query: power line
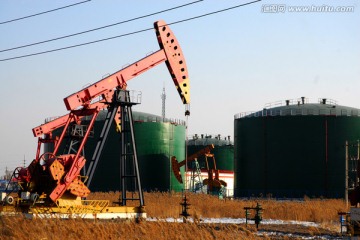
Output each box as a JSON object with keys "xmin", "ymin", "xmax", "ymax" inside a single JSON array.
[
  {"xmin": 167, "ymin": 0, "xmax": 261, "ymax": 28},
  {"xmin": 0, "ymin": 0, "xmax": 203, "ymax": 53},
  {"xmin": 0, "ymin": 27, "xmax": 153, "ymax": 61},
  {"xmin": 0, "ymin": 0, "xmax": 261, "ymax": 62},
  {"xmin": 0, "ymin": 0, "xmax": 91, "ymax": 25}
]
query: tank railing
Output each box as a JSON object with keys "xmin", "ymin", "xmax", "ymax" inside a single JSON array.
[
  {"xmin": 318, "ymin": 98, "xmax": 337, "ymax": 105},
  {"xmin": 234, "ymin": 111, "xmax": 256, "ymax": 119},
  {"xmin": 136, "ymin": 116, "xmax": 185, "ymax": 125},
  {"xmin": 264, "ymin": 97, "xmax": 309, "ymax": 109},
  {"xmin": 341, "ymin": 109, "xmax": 349, "ymax": 117},
  {"xmin": 235, "ymin": 107, "xmax": 360, "ymax": 119},
  {"xmin": 79, "ymin": 110, "xmax": 185, "ymax": 125},
  {"xmin": 264, "ymin": 100, "xmax": 283, "ymax": 109},
  {"xmin": 189, "ymin": 133, "xmax": 233, "ymax": 144},
  {"xmin": 189, "ymin": 133, "xmax": 230, "ymax": 140}
]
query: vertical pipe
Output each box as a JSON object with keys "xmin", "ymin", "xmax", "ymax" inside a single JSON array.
[{"xmin": 345, "ymin": 141, "xmax": 349, "ymax": 208}]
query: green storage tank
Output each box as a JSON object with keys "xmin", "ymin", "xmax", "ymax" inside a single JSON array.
[
  {"xmin": 45, "ymin": 111, "xmax": 186, "ymax": 192},
  {"xmin": 234, "ymin": 98, "xmax": 360, "ymax": 198}
]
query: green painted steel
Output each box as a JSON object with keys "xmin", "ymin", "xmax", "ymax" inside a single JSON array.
[
  {"xmin": 134, "ymin": 121, "xmax": 185, "ymax": 192},
  {"xmin": 234, "ymin": 103, "xmax": 360, "ymax": 198},
  {"xmin": 45, "ymin": 111, "xmax": 186, "ymax": 192},
  {"xmin": 187, "ymin": 137, "xmax": 234, "ymax": 171}
]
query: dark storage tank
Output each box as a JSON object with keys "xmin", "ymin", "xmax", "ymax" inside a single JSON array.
[
  {"xmin": 234, "ymin": 98, "xmax": 360, "ymax": 198},
  {"xmin": 45, "ymin": 111, "xmax": 186, "ymax": 192}
]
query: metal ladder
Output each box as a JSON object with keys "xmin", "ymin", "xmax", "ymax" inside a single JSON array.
[{"xmin": 190, "ymin": 159, "xmax": 204, "ymax": 192}]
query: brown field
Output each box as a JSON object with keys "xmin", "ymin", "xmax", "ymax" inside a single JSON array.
[
  {"xmin": 0, "ymin": 192, "xmax": 348, "ymax": 239},
  {"xmin": 89, "ymin": 191, "xmax": 348, "ymax": 222}
]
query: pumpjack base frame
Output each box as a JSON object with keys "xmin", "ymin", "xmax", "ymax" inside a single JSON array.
[
  {"xmin": 0, "ymin": 198, "xmax": 146, "ymax": 220},
  {"xmin": 1, "ymin": 206, "xmax": 146, "ymax": 220},
  {"xmin": 26, "ymin": 206, "xmax": 146, "ymax": 219}
]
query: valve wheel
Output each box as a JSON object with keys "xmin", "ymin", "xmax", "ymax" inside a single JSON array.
[{"xmin": 39, "ymin": 152, "xmax": 56, "ymax": 166}]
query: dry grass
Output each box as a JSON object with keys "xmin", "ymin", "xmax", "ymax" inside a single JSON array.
[
  {"xmin": 89, "ymin": 191, "xmax": 347, "ymax": 222},
  {"xmin": 0, "ymin": 192, "xmax": 347, "ymax": 239},
  {"xmin": 0, "ymin": 215, "xmax": 260, "ymax": 240}
]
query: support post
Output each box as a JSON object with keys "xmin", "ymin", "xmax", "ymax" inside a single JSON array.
[{"xmin": 117, "ymin": 90, "xmax": 144, "ymax": 207}]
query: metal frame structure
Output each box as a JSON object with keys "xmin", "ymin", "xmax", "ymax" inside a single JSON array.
[
  {"xmin": 85, "ymin": 89, "xmax": 144, "ymax": 206},
  {"xmin": 1, "ymin": 20, "xmax": 190, "ymax": 218},
  {"xmin": 172, "ymin": 144, "xmax": 227, "ymax": 197},
  {"xmin": 189, "ymin": 159, "xmax": 204, "ymax": 192},
  {"xmin": 171, "ymin": 144, "xmax": 215, "ymax": 184}
]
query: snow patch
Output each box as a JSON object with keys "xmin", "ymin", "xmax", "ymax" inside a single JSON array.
[{"xmin": 147, "ymin": 217, "xmax": 319, "ymax": 228}]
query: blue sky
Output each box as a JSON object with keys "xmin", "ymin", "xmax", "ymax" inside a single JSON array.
[{"xmin": 0, "ymin": 0, "xmax": 359, "ymax": 173}]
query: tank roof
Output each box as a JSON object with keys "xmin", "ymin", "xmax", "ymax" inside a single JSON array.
[{"xmin": 235, "ymin": 98, "xmax": 360, "ymax": 119}]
